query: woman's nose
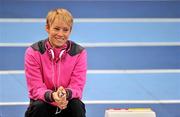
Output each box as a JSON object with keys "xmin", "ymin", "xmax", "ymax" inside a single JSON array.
[{"xmin": 57, "ymin": 30, "xmax": 64, "ymax": 36}]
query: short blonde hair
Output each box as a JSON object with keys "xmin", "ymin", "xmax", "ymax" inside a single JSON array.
[{"xmin": 46, "ymin": 8, "xmax": 73, "ymax": 29}]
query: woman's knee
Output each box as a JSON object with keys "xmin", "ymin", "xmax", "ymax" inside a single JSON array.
[
  {"xmin": 68, "ymin": 98, "xmax": 86, "ymax": 117},
  {"xmin": 25, "ymin": 100, "xmax": 52, "ymax": 117},
  {"xmin": 31, "ymin": 100, "xmax": 48, "ymax": 110}
]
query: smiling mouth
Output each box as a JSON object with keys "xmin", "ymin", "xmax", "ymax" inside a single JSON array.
[{"xmin": 55, "ymin": 37, "xmax": 65, "ymax": 41}]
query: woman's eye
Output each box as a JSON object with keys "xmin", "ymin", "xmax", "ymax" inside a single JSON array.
[
  {"xmin": 54, "ymin": 28, "xmax": 60, "ymax": 31},
  {"xmin": 63, "ymin": 28, "xmax": 69, "ymax": 32},
  {"xmin": 53, "ymin": 27, "xmax": 69, "ymax": 32}
]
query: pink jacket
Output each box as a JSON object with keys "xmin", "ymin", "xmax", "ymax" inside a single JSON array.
[{"xmin": 25, "ymin": 39, "xmax": 87, "ymax": 105}]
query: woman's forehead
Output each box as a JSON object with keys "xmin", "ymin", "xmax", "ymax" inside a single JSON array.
[{"xmin": 51, "ymin": 18, "xmax": 70, "ymax": 27}]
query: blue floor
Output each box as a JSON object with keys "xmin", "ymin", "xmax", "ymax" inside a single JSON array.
[
  {"xmin": 1, "ymin": 22, "xmax": 180, "ymax": 43},
  {"xmin": 1, "ymin": 46, "xmax": 180, "ymax": 70},
  {"xmin": 1, "ymin": 73, "xmax": 180, "ymax": 102}
]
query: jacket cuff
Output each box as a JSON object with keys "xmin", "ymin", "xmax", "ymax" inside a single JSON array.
[
  {"xmin": 65, "ymin": 89, "xmax": 72, "ymax": 100},
  {"xmin": 44, "ymin": 91, "xmax": 55, "ymax": 102}
]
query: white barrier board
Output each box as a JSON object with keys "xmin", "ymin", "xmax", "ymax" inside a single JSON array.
[{"xmin": 105, "ymin": 108, "xmax": 156, "ymax": 117}]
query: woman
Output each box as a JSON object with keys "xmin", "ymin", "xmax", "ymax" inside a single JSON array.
[{"xmin": 25, "ymin": 8, "xmax": 87, "ymax": 117}]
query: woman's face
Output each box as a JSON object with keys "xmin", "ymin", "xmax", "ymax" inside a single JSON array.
[{"xmin": 46, "ymin": 18, "xmax": 71, "ymax": 48}]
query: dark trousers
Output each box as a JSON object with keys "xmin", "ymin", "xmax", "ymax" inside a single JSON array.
[{"xmin": 25, "ymin": 98, "xmax": 86, "ymax": 117}]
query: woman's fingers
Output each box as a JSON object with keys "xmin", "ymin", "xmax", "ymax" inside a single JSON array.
[
  {"xmin": 58, "ymin": 86, "xmax": 66, "ymax": 98},
  {"xmin": 57, "ymin": 100, "xmax": 68, "ymax": 110},
  {"xmin": 55, "ymin": 86, "xmax": 69, "ymax": 110},
  {"xmin": 52, "ymin": 91, "xmax": 60, "ymax": 102}
]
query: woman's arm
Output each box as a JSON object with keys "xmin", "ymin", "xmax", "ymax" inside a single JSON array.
[
  {"xmin": 25, "ymin": 47, "xmax": 52, "ymax": 101},
  {"xmin": 66, "ymin": 49, "xmax": 87, "ymax": 100}
]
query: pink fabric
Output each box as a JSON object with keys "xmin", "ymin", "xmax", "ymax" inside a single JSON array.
[{"xmin": 25, "ymin": 41, "xmax": 87, "ymax": 104}]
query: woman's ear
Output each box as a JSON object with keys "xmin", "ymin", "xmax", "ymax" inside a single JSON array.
[{"xmin": 45, "ymin": 25, "xmax": 50, "ymax": 33}]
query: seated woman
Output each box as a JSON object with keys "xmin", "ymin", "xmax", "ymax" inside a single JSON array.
[{"xmin": 24, "ymin": 8, "xmax": 87, "ymax": 117}]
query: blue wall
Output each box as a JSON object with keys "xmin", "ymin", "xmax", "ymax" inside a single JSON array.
[{"xmin": 1, "ymin": 1, "xmax": 180, "ymax": 18}]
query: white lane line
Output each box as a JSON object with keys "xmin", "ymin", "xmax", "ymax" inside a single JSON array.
[
  {"xmin": 1, "ymin": 100, "xmax": 180, "ymax": 106},
  {"xmin": 84, "ymin": 100, "xmax": 180, "ymax": 104},
  {"xmin": 1, "ymin": 69, "xmax": 180, "ymax": 75},
  {"xmin": 81, "ymin": 42, "xmax": 180, "ymax": 47},
  {"xmin": 87, "ymin": 69, "xmax": 180, "ymax": 74},
  {"xmin": 1, "ymin": 42, "xmax": 180, "ymax": 47},
  {"xmin": 1, "ymin": 18, "xmax": 180, "ymax": 23}
]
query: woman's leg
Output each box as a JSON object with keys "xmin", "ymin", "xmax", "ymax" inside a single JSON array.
[
  {"xmin": 25, "ymin": 100, "xmax": 56, "ymax": 117},
  {"xmin": 60, "ymin": 98, "xmax": 86, "ymax": 117}
]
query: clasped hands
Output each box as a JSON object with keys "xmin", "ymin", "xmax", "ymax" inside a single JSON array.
[{"xmin": 52, "ymin": 86, "xmax": 68, "ymax": 110}]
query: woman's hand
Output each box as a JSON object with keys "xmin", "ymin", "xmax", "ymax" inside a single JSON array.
[{"xmin": 52, "ymin": 86, "xmax": 69, "ymax": 110}]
